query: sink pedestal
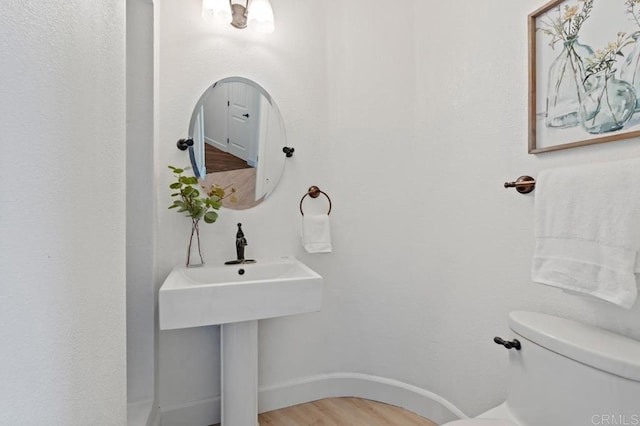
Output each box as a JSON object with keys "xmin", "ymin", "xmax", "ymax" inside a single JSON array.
[
  {"xmin": 221, "ymin": 320, "xmax": 258, "ymax": 426},
  {"xmin": 158, "ymin": 258, "xmax": 324, "ymax": 425}
]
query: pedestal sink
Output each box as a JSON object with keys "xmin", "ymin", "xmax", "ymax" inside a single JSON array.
[{"xmin": 159, "ymin": 257, "xmax": 323, "ymax": 425}]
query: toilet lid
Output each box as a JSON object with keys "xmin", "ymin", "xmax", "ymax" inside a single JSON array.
[{"xmin": 442, "ymin": 420, "xmax": 517, "ymax": 426}]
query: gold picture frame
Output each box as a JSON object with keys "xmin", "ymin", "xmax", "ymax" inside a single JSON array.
[{"xmin": 529, "ymin": 0, "xmax": 640, "ymax": 153}]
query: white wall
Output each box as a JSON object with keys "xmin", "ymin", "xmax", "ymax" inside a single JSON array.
[
  {"xmin": 155, "ymin": 0, "xmax": 329, "ymax": 420},
  {"xmin": 155, "ymin": 0, "xmax": 640, "ymax": 422},
  {"xmin": 325, "ymin": 0, "xmax": 640, "ymax": 416},
  {"xmin": 127, "ymin": 0, "xmax": 156, "ymax": 407},
  {"xmin": 0, "ymin": 1, "xmax": 127, "ymax": 425}
]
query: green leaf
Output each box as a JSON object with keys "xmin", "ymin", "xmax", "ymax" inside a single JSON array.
[
  {"xmin": 207, "ymin": 198, "xmax": 222, "ymax": 209},
  {"xmin": 204, "ymin": 211, "xmax": 219, "ymax": 223},
  {"xmin": 193, "ymin": 206, "xmax": 205, "ymax": 219},
  {"xmin": 168, "ymin": 164, "xmax": 228, "ymax": 224},
  {"xmin": 183, "ymin": 187, "xmax": 200, "ymax": 199},
  {"xmin": 179, "ymin": 176, "xmax": 198, "ymax": 185}
]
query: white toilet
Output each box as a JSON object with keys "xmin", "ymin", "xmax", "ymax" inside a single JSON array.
[{"xmin": 443, "ymin": 311, "xmax": 640, "ymax": 426}]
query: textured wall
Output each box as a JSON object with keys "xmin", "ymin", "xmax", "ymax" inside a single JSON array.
[
  {"xmin": 127, "ymin": 0, "xmax": 156, "ymax": 406},
  {"xmin": 325, "ymin": 0, "xmax": 640, "ymax": 416},
  {"xmin": 155, "ymin": 0, "xmax": 330, "ymax": 413},
  {"xmin": 0, "ymin": 1, "xmax": 127, "ymax": 425},
  {"xmin": 156, "ymin": 0, "xmax": 640, "ymax": 420}
]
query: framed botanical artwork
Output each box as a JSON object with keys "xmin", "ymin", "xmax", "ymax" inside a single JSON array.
[{"xmin": 529, "ymin": 0, "xmax": 640, "ymax": 153}]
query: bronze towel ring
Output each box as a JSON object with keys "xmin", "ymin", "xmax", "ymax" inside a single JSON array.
[{"xmin": 300, "ymin": 186, "xmax": 332, "ymax": 216}]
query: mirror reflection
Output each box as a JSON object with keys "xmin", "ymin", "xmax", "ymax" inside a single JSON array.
[{"xmin": 188, "ymin": 77, "xmax": 287, "ymax": 210}]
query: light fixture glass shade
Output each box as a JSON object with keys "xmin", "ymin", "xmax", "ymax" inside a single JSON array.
[
  {"xmin": 247, "ymin": 0, "xmax": 275, "ymax": 33},
  {"xmin": 202, "ymin": 0, "xmax": 231, "ymax": 24}
]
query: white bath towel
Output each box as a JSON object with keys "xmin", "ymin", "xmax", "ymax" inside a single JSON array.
[
  {"xmin": 302, "ymin": 214, "xmax": 332, "ymax": 254},
  {"xmin": 531, "ymin": 157, "xmax": 640, "ymax": 309}
]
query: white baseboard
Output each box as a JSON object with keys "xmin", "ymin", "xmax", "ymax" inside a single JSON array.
[
  {"xmin": 160, "ymin": 396, "xmax": 221, "ymax": 426},
  {"xmin": 259, "ymin": 373, "xmax": 466, "ymax": 424},
  {"xmin": 148, "ymin": 403, "xmax": 161, "ymax": 426},
  {"xmin": 128, "ymin": 399, "xmax": 156, "ymax": 426},
  {"xmin": 159, "ymin": 372, "xmax": 466, "ymax": 426}
]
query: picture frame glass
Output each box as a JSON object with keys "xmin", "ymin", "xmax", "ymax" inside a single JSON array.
[{"xmin": 530, "ymin": 0, "xmax": 640, "ymax": 153}]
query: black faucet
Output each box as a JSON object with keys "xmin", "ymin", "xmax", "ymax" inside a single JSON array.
[
  {"xmin": 235, "ymin": 223, "xmax": 247, "ymax": 261},
  {"xmin": 225, "ymin": 223, "xmax": 255, "ymax": 265}
]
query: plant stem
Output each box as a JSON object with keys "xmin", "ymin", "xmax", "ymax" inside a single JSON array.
[
  {"xmin": 603, "ymin": 77, "xmax": 621, "ymax": 125},
  {"xmin": 568, "ymin": 46, "xmax": 584, "ymax": 105},
  {"xmin": 187, "ymin": 220, "xmax": 195, "ymax": 266},
  {"xmin": 194, "ymin": 219, "xmax": 204, "ymax": 264},
  {"xmin": 590, "ymin": 74, "xmax": 611, "ymax": 127},
  {"xmin": 552, "ymin": 53, "xmax": 570, "ymax": 108}
]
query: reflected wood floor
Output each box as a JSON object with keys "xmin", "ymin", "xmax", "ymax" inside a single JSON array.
[
  {"xmin": 213, "ymin": 397, "xmax": 438, "ymax": 426},
  {"xmin": 205, "ymin": 144, "xmax": 252, "ymax": 173},
  {"xmin": 201, "ymin": 168, "xmax": 261, "ymax": 210}
]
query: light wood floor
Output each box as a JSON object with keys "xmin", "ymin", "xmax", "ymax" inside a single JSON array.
[
  {"xmin": 201, "ymin": 168, "xmax": 262, "ymax": 210},
  {"xmin": 213, "ymin": 397, "xmax": 438, "ymax": 426}
]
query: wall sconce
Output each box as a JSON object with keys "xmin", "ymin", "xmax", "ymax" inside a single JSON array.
[{"xmin": 202, "ymin": 0, "xmax": 275, "ymax": 33}]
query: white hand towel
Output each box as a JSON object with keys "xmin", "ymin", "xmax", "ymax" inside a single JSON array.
[
  {"xmin": 532, "ymin": 157, "xmax": 640, "ymax": 309},
  {"xmin": 302, "ymin": 214, "xmax": 332, "ymax": 254}
]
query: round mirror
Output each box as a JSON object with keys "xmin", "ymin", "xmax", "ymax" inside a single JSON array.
[{"xmin": 188, "ymin": 77, "xmax": 287, "ymax": 210}]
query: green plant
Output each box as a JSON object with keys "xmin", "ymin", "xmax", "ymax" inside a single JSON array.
[{"xmin": 168, "ymin": 165, "xmax": 235, "ymax": 266}]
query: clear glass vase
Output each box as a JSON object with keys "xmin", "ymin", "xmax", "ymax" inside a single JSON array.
[
  {"xmin": 620, "ymin": 31, "xmax": 640, "ymax": 112},
  {"xmin": 186, "ymin": 219, "xmax": 205, "ymax": 267},
  {"xmin": 546, "ymin": 37, "xmax": 593, "ymax": 128},
  {"xmin": 578, "ymin": 70, "xmax": 637, "ymax": 134}
]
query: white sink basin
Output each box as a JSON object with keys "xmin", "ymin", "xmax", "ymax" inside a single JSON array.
[{"xmin": 159, "ymin": 257, "xmax": 323, "ymax": 330}]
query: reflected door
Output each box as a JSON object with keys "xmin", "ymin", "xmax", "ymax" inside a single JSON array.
[
  {"xmin": 203, "ymin": 84, "xmax": 228, "ymax": 152},
  {"xmin": 228, "ymin": 82, "xmax": 259, "ymax": 166}
]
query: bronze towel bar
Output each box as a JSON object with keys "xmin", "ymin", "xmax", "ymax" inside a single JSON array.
[{"xmin": 504, "ymin": 176, "xmax": 536, "ymax": 194}]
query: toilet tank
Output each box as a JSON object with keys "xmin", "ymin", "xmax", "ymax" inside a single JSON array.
[{"xmin": 505, "ymin": 311, "xmax": 640, "ymax": 426}]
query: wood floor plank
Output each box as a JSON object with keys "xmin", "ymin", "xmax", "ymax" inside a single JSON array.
[
  {"xmin": 205, "ymin": 144, "xmax": 252, "ymax": 173},
  {"xmin": 214, "ymin": 397, "xmax": 437, "ymax": 426},
  {"xmin": 214, "ymin": 397, "xmax": 438, "ymax": 425}
]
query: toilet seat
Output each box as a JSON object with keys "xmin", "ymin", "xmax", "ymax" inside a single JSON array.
[{"xmin": 442, "ymin": 420, "xmax": 517, "ymax": 426}]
